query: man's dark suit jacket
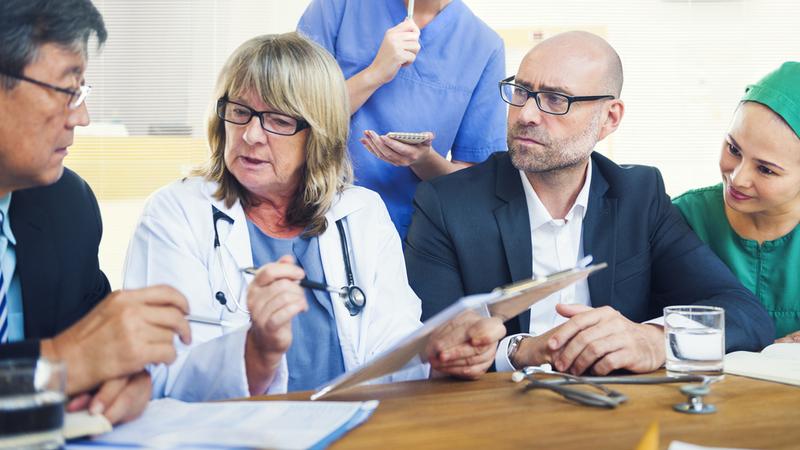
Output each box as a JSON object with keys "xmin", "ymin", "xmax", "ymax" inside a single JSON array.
[
  {"xmin": 405, "ymin": 152, "xmax": 773, "ymax": 352},
  {"xmin": 0, "ymin": 168, "xmax": 111, "ymax": 359}
]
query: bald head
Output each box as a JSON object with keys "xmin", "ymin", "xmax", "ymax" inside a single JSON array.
[{"xmin": 524, "ymin": 31, "xmax": 623, "ymax": 98}]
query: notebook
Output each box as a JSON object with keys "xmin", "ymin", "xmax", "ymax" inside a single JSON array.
[{"xmin": 724, "ymin": 342, "xmax": 800, "ymax": 386}]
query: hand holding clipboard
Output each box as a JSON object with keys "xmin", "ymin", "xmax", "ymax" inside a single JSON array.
[{"xmin": 311, "ymin": 261, "xmax": 607, "ymax": 399}]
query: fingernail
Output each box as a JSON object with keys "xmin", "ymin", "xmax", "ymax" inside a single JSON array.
[
  {"xmin": 90, "ymin": 402, "xmax": 105, "ymax": 416},
  {"xmin": 548, "ymin": 338, "xmax": 558, "ymax": 349}
]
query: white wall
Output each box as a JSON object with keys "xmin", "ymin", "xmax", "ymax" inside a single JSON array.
[{"xmin": 82, "ymin": 0, "xmax": 800, "ymax": 287}]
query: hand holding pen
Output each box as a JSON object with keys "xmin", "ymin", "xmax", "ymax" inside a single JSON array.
[
  {"xmin": 243, "ymin": 255, "xmax": 308, "ymax": 393},
  {"xmin": 365, "ymin": 12, "xmax": 420, "ymax": 85},
  {"xmin": 241, "ymin": 267, "xmax": 345, "ymax": 296},
  {"xmin": 187, "ymin": 260, "xmax": 344, "ymax": 327}
]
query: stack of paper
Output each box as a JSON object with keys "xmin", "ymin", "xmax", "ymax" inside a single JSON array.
[
  {"xmin": 724, "ymin": 342, "xmax": 800, "ymax": 386},
  {"xmin": 67, "ymin": 398, "xmax": 378, "ymax": 449}
]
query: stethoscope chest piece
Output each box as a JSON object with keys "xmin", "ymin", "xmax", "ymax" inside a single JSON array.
[
  {"xmin": 335, "ymin": 219, "xmax": 366, "ymax": 317},
  {"xmin": 341, "ymin": 285, "xmax": 366, "ymax": 316},
  {"xmin": 673, "ymin": 385, "xmax": 716, "ymax": 414}
]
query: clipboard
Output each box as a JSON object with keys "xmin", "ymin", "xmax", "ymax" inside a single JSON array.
[{"xmin": 310, "ymin": 262, "xmax": 607, "ymax": 400}]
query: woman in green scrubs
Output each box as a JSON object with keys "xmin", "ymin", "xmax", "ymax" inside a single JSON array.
[{"xmin": 673, "ymin": 62, "xmax": 800, "ymax": 343}]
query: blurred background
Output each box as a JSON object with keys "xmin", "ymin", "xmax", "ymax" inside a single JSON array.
[{"xmin": 76, "ymin": 0, "xmax": 800, "ymax": 288}]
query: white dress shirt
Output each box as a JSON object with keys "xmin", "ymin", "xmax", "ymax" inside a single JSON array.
[{"xmin": 496, "ymin": 164, "xmax": 593, "ymax": 371}]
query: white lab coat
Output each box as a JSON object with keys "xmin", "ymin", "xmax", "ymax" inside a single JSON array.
[{"xmin": 123, "ymin": 177, "xmax": 428, "ymax": 401}]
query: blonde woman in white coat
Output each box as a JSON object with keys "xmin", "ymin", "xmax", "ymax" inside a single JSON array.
[{"xmin": 123, "ymin": 33, "xmax": 504, "ymax": 401}]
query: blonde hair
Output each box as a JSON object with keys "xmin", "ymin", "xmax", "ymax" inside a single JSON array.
[{"xmin": 198, "ymin": 32, "xmax": 353, "ymax": 236}]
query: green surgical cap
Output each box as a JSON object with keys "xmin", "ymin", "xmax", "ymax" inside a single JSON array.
[{"xmin": 742, "ymin": 61, "xmax": 800, "ymax": 139}]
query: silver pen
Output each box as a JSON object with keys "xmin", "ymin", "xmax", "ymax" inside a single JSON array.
[
  {"xmin": 186, "ymin": 314, "xmax": 240, "ymax": 327},
  {"xmin": 240, "ymin": 267, "xmax": 344, "ymax": 296}
]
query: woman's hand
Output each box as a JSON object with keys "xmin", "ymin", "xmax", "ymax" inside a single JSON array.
[
  {"xmin": 366, "ymin": 19, "xmax": 421, "ymax": 85},
  {"xmin": 426, "ymin": 311, "xmax": 506, "ymax": 380},
  {"xmin": 244, "ymin": 255, "xmax": 308, "ymax": 395},
  {"xmin": 775, "ymin": 330, "xmax": 800, "ymax": 343}
]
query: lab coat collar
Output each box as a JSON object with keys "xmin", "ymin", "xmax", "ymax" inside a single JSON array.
[
  {"xmin": 326, "ymin": 188, "xmax": 367, "ymax": 223},
  {"xmin": 202, "ymin": 181, "xmax": 252, "ymax": 275}
]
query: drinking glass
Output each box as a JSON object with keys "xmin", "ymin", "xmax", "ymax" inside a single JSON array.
[
  {"xmin": 0, "ymin": 358, "xmax": 66, "ymax": 449},
  {"xmin": 664, "ymin": 306, "xmax": 725, "ymax": 376}
]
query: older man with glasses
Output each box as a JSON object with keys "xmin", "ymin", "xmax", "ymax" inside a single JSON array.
[
  {"xmin": 404, "ymin": 30, "xmax": 773, "ymax": 376},
  {"xmin": 0, "ymin": 0, "xmax": 190, "ymax": 424}
]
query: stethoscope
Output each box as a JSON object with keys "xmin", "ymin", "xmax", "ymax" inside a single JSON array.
[{"xmin": 211, "ymin": 206, "xmax": 366, "ymax": 316}]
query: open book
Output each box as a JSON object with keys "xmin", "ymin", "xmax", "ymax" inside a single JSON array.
[
  {"xmin": 311, "ymin": 262, "xmax": 607, "ymax": 400},
  {"xmin": 724, "ymin": 342, "xmax": 800, "ymax": 386}
]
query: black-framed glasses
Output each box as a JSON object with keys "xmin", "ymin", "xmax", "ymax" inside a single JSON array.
[
  {"xmin": 216, "ymin": 98, "xmax": 309, "ymax": 136},
  {"xmin": 513, "ymin": 366, "xmax": 628, "ymax": 408},
  {"xmin": 499, "ymin": 76, "xmax": 615, "ymax": 115},
  {"xmin": 0, "ymin": 70, "xmax": 91, "ymax": 110}
]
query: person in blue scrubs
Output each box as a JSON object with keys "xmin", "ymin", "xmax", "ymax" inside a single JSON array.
[{"xmin": 298, "ymin": 0, "xmax": 507, "ymax": 237}]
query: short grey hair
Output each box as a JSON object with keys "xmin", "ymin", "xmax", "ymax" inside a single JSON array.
[{"xmin": 0, "ymin": 0, "xmax": 107, "ymax": 90}]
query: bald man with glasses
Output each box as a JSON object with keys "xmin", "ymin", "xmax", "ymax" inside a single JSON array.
[{"xmin": 405, "ymin": 31, "xmax": 773, "ymax": 376}]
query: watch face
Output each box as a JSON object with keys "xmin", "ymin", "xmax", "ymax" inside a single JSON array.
[{"xmin": 507, "ymin": 335, "xmax": 523, "ymax": 358}]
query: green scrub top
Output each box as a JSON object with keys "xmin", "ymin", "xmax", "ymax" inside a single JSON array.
[{"xmin": 673, "ymin": 184, "xmax": 800, "ymax": 339}]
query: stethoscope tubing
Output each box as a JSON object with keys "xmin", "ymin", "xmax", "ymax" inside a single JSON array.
[{"xmin": 211, "ymin": 206, "xmax": 366, "ymax": 316}]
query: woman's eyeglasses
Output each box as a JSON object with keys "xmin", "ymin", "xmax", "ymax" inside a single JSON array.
[{"xmin": 216, "ymin": 98, "xmax": 309, "ymax": 136}]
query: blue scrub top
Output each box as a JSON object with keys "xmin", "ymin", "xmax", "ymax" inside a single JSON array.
[
  {"xmin": 247, "ymin": 221, "xmax": 346, "ymax": 392},
  {"xmin": 299, "ymin": 0, "xmax": 507, "ymax": 236}
]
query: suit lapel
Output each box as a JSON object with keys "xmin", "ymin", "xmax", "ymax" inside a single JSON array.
[
  {"xmin": 582, "ymin": 157, "xmax": 616, "ymax": 308},
  {"xmin": 10, "ymin": 198, "xmax": 60, "ymax": 338},
  {"xmin": 492, "ymin": 155, "xmax": 534, "ymax": 332}
]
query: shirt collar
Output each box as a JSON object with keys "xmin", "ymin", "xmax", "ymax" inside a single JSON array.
[
  {"xmin": 0, "ymin": 193, "xmax": 16, "ymax": 245},
  {"xmin": 518, "ymin": 162, "xmax": 593, "ymax": 231}
]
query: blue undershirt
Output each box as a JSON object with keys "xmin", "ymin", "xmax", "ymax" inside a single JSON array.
[{"xmin": 246, "ymin": 221, "xmax": 345, "ymax": 391}]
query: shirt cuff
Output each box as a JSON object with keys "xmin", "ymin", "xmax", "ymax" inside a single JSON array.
[
  {"xmin": 495, "ymin": 333, "xmax": 534, "ymax": 372},
  {"xmin": 644, "ymin": 316, "xmax": 664, "ymax": 327}
]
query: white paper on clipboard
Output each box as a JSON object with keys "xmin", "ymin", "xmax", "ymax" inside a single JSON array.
[{"xmin": 311, "ymin": 262, "xmax": 607, "ymax": 400}]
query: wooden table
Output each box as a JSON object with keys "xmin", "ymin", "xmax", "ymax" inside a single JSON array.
[{"xmin": 261, "ymin": 372, "xmax": 800, "ymax": 449}]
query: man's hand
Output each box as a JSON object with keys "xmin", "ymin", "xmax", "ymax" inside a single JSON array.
[
  {"xmin": 66, "ymin": 371, "xmax": 152, "ymax": 425},
  {"xmin": 244, "ymin": 255, "xmax": 308, "ymax": 395},
  {"xmin": 546, "ymin": 304, "xmax": 665, "ymax": 375},
  {"xmin": 42, "ymin": 286, "xmax": 191, "ymax": 395},
  {"xmin": 360, "ymin": 130, "xmax": 434, "ymax": 167},
  {"xmin": 365, "ymin": 19, "xmax": 420, "ymax": 85},
  {"xmin": 426, "ymin": 310, "xmax": 506, "ymax": 380},
  {"xmin": 776, "ymin": 330, "xmax": 800, "ymax": 343}
]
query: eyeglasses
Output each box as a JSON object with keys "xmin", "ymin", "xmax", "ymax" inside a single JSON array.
[
  {"xmin": 499, "ymin": 76, "xmax": 615, "ymax": 115},
  {"xmin": 513, "ymin": 366, "xmax": 628, "ymax": 408},
  {"xmin": 217, "ymin": 98, "xmax": 310, "ymax": 136},
  {"xmin": 0, "ymin": 71, "xmax": 91, "ymax": 110}
]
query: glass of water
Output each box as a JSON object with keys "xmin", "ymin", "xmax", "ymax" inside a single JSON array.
[
  {"xmin": 0, "ymin": 358, "xmax": 66, "ymax": 449},
  {"xmin": 664, "ymin": 306, "xmax": 725, "ymax": 376}
]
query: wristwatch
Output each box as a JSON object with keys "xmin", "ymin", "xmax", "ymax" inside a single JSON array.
[{"xmin": 507, "ymin": 335, "xmax": 527, "ymax": 370}]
